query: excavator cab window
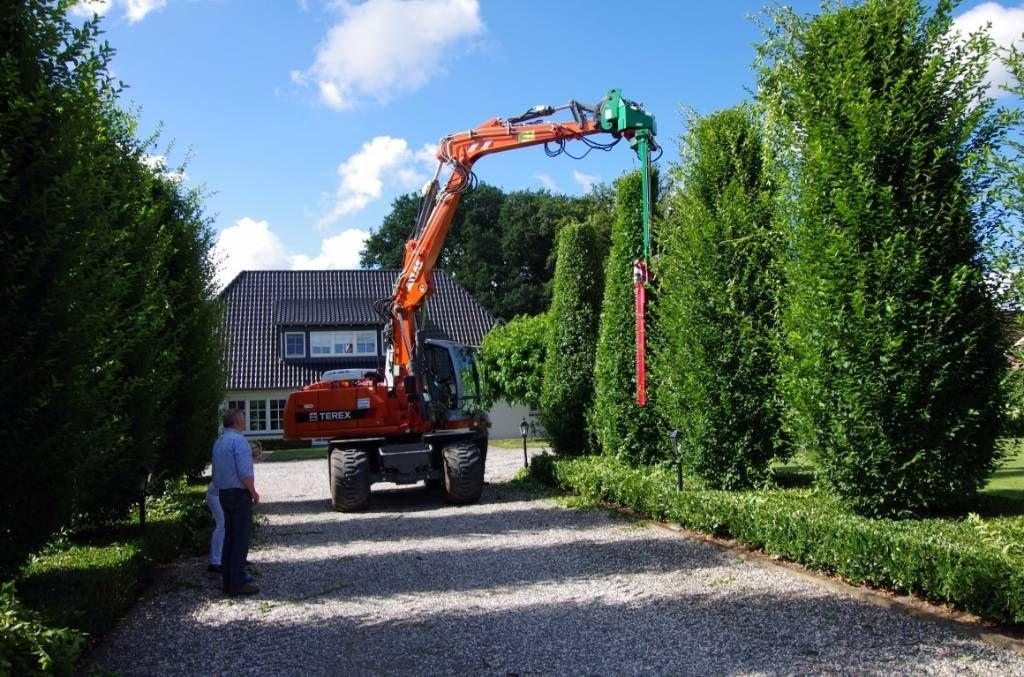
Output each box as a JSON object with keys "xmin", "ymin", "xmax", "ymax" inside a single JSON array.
[
  {"xmin": 453, "ymin": 346, "xmax": 482, "ymax": 414},
  {"xmin": 423, "ymin": 343, "xmax": 458, "ymax": 413}
]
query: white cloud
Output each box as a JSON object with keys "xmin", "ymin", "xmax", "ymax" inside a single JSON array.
[
  {"xmin": 533, "ymin": 173, "xmax": 558, "ymax": 191},
  {"xmin": 319, "ymin": 136, "xmax": 438, "ymax": 229},
  {"xmin": 296, "ymin": 0, "xmax": 485, "ymax": 110},
  {"xmin": 70, "ymin": 0, "xmax": 113, "ymax": 18},
  {"xmin": 70, "ymin": 0, "xmax": 164, "ymax": 22},
  {"xmin": 213, "ymin": 217, "xmax": 370, "ymax": 288},
  {"xmin": 572, "ymin": 170, "xmax": 600, "ymax": 193},
  {"xmin": 952, "ymin": 2, "xmax": 1024, "ymax": 94},
  {"xmin": 213, "ymin": 218, "xmax": 292, "ymax": 288},
  {"xmin": 290, "ymin": 229, "xmax": 371, "ymax": 269},
  {"xmin": 141, "ymin": 154, "xmax": 188, "ymax": 183}
]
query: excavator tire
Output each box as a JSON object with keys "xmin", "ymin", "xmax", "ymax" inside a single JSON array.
[
  {"xmin": 330, "ymin": 448, "xmax": 370, "ymax": 512},
  {"xmin": 442, "ymin": 443, "xmax": 483, "ymax": 505}
]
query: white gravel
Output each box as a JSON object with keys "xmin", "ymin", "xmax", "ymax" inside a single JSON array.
[{"xmin": 88, "ymin": 447, "xmax": 1024, "ymax": 676}]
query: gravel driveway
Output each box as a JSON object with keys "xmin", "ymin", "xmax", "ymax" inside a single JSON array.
[{"xmin": 89, "ymin": 447, "xmax": 1024, "ymax": 676}]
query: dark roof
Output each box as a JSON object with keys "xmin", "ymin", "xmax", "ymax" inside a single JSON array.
[
  {"xmin": 221, "ymin": 270, "xmax": 497, "ymax": 390},
  {"xmin": 275, "ymin": 298, "xmax": 379, "ymax": 325}
]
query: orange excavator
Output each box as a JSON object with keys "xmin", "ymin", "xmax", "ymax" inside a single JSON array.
[{"xmin": 283, "ymin": 89, "xmax": 657, "ymax": 510}]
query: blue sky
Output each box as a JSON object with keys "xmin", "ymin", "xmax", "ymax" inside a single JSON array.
[{"xmin": 72, "ymin": 0, "xmax": 1024, "ymax": 286}]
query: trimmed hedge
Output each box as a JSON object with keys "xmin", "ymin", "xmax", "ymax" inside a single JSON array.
[
  {"xmin": 15, "ymin": 479, "xmax": 211, "ymax": 640},
  {"xmin": 592, "ymin": 171, "xmax": 664, "ymax": 464},
  {"xmin": 531, "ymin": 454, "xmax": 1024, "ymax": 624},
  {"xmin": 540, "ymin": 222, "xmax": 604, "ymax": 454},
  {"xmin": 653, "ymin": 105, "xmax": 783, "ymax": 488},
  {"xmin": 758, "ymin": 0, "xmax": 1006, "ymax": 517}
]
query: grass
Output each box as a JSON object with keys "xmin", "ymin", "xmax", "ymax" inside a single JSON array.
[
  {"xmin": 262, "ymin": 447, "xmax": 328, "ymax": 462},
  {"xmin": 489, "ymin": 438, "xmax": 548, "ymax": 449},
  {"xmin": 985, "ymin": 440, "xmax": 1024, "ymax": 504}
]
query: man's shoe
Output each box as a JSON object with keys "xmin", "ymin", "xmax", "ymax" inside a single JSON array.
[
  {"xmin": 207, "ymin": 564, "xmax": 222, "ymax": 574},
  {"xmin": 227, "ymin": 583, "xmax": 259, "ymax": 596}
]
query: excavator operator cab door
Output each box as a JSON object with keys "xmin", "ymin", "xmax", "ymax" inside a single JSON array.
[{"xmin": 422, "ymin": 340, "xmax": 483, "ymax": 423}]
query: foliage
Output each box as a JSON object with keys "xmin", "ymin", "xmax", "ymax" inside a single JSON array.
[
  {"xmin": 17, "ymin": 479, "xmax": 210, "ymax": 638},
  {"xmin": 653, "ymin": 105, "xmax": 783, "ymax": 488},
  {"xmin": 0, "ymin": 0, "xmax": 224, "ymax": 574},
  {"xmin": 591, "ymin": 171, "xmax": 664, "ymax": 464},
  {"xmin": 758, "ymin": 0, "xmax": 1007, "ymax": 516},
  {"xmin": 0, "ymin": 582, "xmax": 85, "ymax": 677},
  {"xmin": 532, "ymin": 453, "xmax": 1024, "ymax": 624},
  {"xmin": 360, "ymin": 184, "xmax": 614, "ymax": 318},
  {"xmin": 540, "ymin": 222, "xmax": 604, "ymax": 455},
  {"xmin": 478, "ymin": 314, "xmax": 549, "ymax": 407}
]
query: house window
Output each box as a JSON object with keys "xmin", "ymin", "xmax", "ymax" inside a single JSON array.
[
  {"xmin": 309, "ymin": 330, "xmax": 377, "ymax": 357},
  {"xmin": 284, "ymin": 332, "xmax": 305, "ymax": 358},
  {"xmin": 248, "ymin": 399, "xmax": 268, "ymax": 432},
  {"xmin": 269, "ymin": 399, "xmax": 286, "ymax": 431}
]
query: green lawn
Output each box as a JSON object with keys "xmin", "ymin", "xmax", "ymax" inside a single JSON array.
[
  {"xmin": 771, "ymin": 441, "xmax": 1024, "ymax": 511},
  {"xmin": 262, "ymin": 447, "xmax": 328, "ymax": 463},
  {"xmin": 986, "ymin": 439, "xmax": 1024, "ymax": 503},
  {"xmin": 489, "ymin": 438, "xmax": 548, "ymax": 449}
]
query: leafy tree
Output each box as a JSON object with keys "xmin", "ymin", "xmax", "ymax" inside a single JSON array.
[
  {"xmin": 759, "ymin": 0, "xmax": 1007, "ymax": 516},
  {"xmin": 653, "ymin": 105, "xmax": 783, "ymax": 489},
  {"xmin": 361, "ymin": 183, "xmax": 613, "ymax": 318},
  {"xmin": 477, "ymin": 314, "xmax": 548, "ymax": 407},
  {"xmin": 592, "ymin": 171, "xmax": 664, "ymax": 464},
  {"xmin": 540, "ymin": 222, "xmax": 604, "ymax": 455}
]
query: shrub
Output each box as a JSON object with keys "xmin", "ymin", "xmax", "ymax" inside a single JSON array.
[
  {"xmin": 758, "ymin": 0, "xmax": 1007, "ymax": 516},
  {"xmin": 653, "ymin": 105, "xmax": 783, "ymax": 488},
  {"xmin": 0, "ymin": 582, "xmax": 85, "ymax": 677},
  {"xmin": 532, "ymin": 454, "xmax": 1024, "ymax": 624},
  {"xmin": 478, "ymin": 314, "xmax": 548, "ymax": 407},
  {"xmin": 592, "ymin": 171, "xmax": 664, "ymax": 464},
  {"xmin": 17, "ymin": 478, "xmax": 210, "ymax": 638},
  {"xmin": 540, "ymin": 222, "xmax": 604, "ymax": 454}
]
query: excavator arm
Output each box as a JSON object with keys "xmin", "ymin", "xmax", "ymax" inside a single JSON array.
[{"xmin": 388, "ymin": 89, "xmax": 657, "ymax": 405}]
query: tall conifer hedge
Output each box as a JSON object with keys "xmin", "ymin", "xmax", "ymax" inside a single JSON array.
[
  {"xmin": 653, "ymin": 106, "xmax": 782, "ymax": 488},
  {"xmin": 540, "ymin": 222, "xmax": 604, "ymax": 454},
  {"xmin": 0, "ymin": 1, "xmax": 224, "ymax": 572},
  {"xmin": 759, "ymin": 0, "xmax": 1005, "ymax": 516},
  {"xmin": 592, "ymin": 171, "xmax": 664, "ymax": 464}
]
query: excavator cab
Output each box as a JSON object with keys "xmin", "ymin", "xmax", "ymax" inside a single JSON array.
[{"xmin": 421, "ymin": 339, "xmax": 484, "ymax": 424}]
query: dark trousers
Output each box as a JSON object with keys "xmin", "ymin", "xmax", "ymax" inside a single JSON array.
[{"xmin": 218, "ymin": 488, "xmax": 252, "ymax": 592}]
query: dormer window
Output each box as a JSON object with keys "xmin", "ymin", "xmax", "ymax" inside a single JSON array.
[
  {"xmin": 284, "ymin": 332, "xmax": 306, "ymax": 358},
  {"xmin": 309, "ymin": 330, "xmax": 377, "ymax": 357}
]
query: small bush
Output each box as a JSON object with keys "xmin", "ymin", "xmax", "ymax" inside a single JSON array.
[
  {"xmin": 478, "ymin": 314, "xmax": 548, "ymax": 407},
  {"xmin": 0, "ymin": 582, "xmax": 85, "ymax": 677},
  {"xmin": 540, "ymin": 222, "xmax": 604, "ymax": 454},
  {"xmin": 16, "ymin": 478, "xmax": 210, "ymax": 638},
  {"xmin": 533, "ymin": 454, "xmax": 1024, "ymax": 624}
]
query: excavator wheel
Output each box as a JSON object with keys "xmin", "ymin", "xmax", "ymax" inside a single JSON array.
[
  {"xmin": 441, "ymin": 443, "xmax": 483, "ymax": 505},
  {"xmin": 330, "ymin": 448, "xmax": 371, "ymax": 511}
]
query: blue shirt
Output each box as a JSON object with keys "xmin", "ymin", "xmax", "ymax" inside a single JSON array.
[{"xmin": 212, "ymin": 429, "xmax": 254, "ymax": 490}]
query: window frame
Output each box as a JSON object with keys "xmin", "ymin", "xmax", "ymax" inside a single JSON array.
[
  {"xmin": 308, "ymin": 329, "xmax": 378, "ymax": 358},
  {"xmin": 283, "ymin": 332, "xmax": 306, "ymax": 358}
]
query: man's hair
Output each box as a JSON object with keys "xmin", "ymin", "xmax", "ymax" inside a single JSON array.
[{"xmin": 223, "ymin": 407, "xmax": 245, "ymax": 429}]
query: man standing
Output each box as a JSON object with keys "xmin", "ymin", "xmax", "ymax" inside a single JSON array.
[{"xmin": 211, "ymin": 408, "xmax": 260, "ymax": 595}]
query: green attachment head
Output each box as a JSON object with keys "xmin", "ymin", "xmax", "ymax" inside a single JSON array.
[{"xmin": 597, "ymin": 89, "xmax": 657, "ymax": 137}]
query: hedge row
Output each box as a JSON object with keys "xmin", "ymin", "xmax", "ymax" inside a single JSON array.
[
  {"xmin": 531, "ymin": 454, "xmax": 1024, "ymax": 624},
  {"xmin": 4, "ymin": 478, "xmax": 212, "ymax": 674}
]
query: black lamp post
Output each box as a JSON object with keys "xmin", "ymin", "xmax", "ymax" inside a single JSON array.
[
  {"xmin": 137, "ymin": 466, "xmax": 151, "ymax": 531},
  {"xmin": 668, "ymin": 429, "xmax": 682, "ymax": 491},
  {"xmin": 520, "ymin": 417, "xmax": 530, "ymax": 469}
]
